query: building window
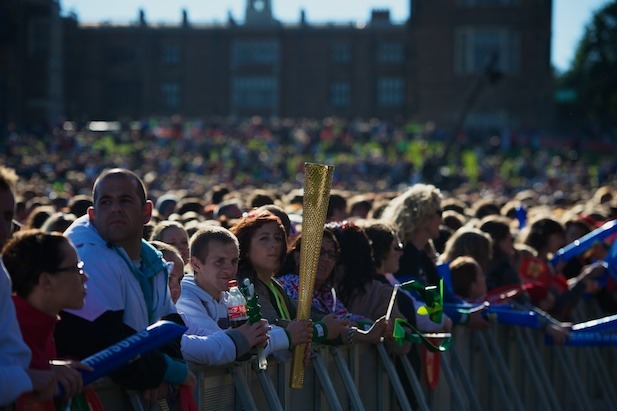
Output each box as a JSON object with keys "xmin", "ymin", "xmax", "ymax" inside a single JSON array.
[
  {"xmin": 232, "ymin": 76, "xmax": 277, "ymax": 109},
  {"xmin": 162, "ymin": 83, "xmax": 182, "ymax": 109},
  {"xmin": 232, "ymin": 40, "xmax": 279, "ymax": 66},
  {"xmin": 161, "ymin": 44, "xmax": 181, "ymax": 65},
  {"xmin": 377, "ymin": 42, "xmax": 404, "ymax": 64},
  {"xmin": 330, "ymin": 82, "xmax": 350, "ymax": 108},
  {"xmin": 377, "ymin": 77, "xmax": 404, "ymax": 107},
  {"xmin": 331, "ymin": 43, "xmax": 351, "ymax": 64},
  {"xmin": 457, "ymin": 0, "xmax": 520, "ymax": 6},
  {"xmin": 455, "ymin": 27, "xmax": 519, "ymax": 75}
]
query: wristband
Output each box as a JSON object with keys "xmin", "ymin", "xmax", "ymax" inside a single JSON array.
[
  {"xmin": 312, "ymin": 322, "xmax": 329, "ymax": 342},
  {"xmin": 283, "ymin": 328, "xmax": 293, "ymax": 349}
]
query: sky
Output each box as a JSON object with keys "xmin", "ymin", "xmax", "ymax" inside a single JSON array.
[{"xmin": 60, "ymin": 0, "xmax": 613, "ymax": 72}]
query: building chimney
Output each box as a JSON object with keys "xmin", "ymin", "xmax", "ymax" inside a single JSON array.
[
  {"xmin": 138, "ymin": 9, "xmax": 146, "ymax": 27},
  {"xmin": 370, "ymin": 9, "xmax": 390, "ymax": 25},
  {"xmin": 182, "ymin": 9, "xmax": 189, "ymax": 27}
]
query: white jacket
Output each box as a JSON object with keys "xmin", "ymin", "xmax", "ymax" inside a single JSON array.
[
  {"xmin": 64, "ymin": 215, "xmax": 175, "ymax": 331},
  {"xmin": 177, "ymin": 276, "xmax": 290, "ymax": 365}
]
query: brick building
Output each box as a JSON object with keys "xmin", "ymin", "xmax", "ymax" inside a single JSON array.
[
  {"xmin": 2, "ymin": 0, "xmax": 553, "ymax": 133},
  {"xmin": 0, "ymin": 0, "xmax": 64, "ymax": 126}
]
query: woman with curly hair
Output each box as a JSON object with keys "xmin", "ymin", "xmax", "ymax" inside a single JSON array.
[{"xmin": 381, "ymin": 184, "xmax": 489, "ymax": 328}]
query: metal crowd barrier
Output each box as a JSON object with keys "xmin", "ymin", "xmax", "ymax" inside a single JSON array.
[
  {"xmin": 429, "ymin": 298, "xmax": 617, "ymax": 411},
  {"xmin": 189, "ymin": 342, "xmax": 405, "ymax": 411},
  {"xmin": 80, "ymin": 297, "xmax": 616, "ymax": 410}
]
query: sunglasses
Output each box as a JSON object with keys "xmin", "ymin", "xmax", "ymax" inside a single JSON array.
[{"xmin": 51, "ymin": 261, "xmax": 86, "ymax": 277}]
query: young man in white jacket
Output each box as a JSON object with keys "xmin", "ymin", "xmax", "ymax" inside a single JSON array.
[{"xmin": 177, "ymin": 226, "xmax": 302, "ymax": 365}]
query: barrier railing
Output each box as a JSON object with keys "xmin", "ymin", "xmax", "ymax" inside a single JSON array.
[{"xmin": 84, "ymin": 298, "xmax": 617, "ymax": 410}]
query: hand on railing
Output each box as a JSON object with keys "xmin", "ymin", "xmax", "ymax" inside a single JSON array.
[
  {"xmin": 236, "ymin": 318, "xmax": 270, "ymax": 348},
  {"xmin": 286, "ymin": 319, "xmax": 313, "ymax": 346}
]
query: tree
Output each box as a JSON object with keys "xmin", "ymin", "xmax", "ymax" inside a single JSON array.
[{"xmin": 557, "ymin": 1, "xmax": 617, "ymax": 135}]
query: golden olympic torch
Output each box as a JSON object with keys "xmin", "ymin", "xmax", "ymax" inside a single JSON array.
[{"xmin": 290, "ymin": 162, "xmax": 335, "ymax": 388}]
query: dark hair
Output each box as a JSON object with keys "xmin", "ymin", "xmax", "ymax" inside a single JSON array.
[
  {"xmin": 564, "ymin": 219, "xmax": 592, "ymax": 238},
  {"xmin": 92, "ymin": 168, "xmax": 146, "ymax": 205},
  {"xmin": 210, "ymin": 185, "xmax": 231, "ymax": 205},
  {"xmin": 189, "ymin": 226, "xmax": 239, "ymax": 263},
  {"xmin": 524, "ymin": 218, "xmax": 564, "ymax": 253},
  {"xmin": 363, "ymin": 222, "xmax": 396, "ymax": 270},
  {"xmin": 68, "ymin": 194, "xmax": 93, "ymax": 217},
  {"xmin": 442, "ymin": 210, "xmax": 466, "ymax": 231},
  {"xmin": 279, "ymin": 228, "xmax": 340, "ymax": 284},
  {"xmin": 450, "ymin": 256, "xmax": 480, "ymax": 299},
  {"xmin": 327, "ymin": 193, "xmax": 347, "ymax": 219},
  {"xmin": 472, "ymin": 199, "xmax": 501, "ymax": 219},
  {"xmin": 2, "ymin": 229, "xmax": 69, "ymax": 298},
  {"xmin": 349, "ymin": 197, "xmax": 372, "ymax": 218},
  {"xmin": 177, "ymin": 197, "xmax": 205, "ymax": 216},
  {"xmin": 479, "ymin": 215, "xmax": 513, "ymax": 265},
  {"xmin": 326, "ymin": 221, "xmax": 375, "ymax": 305},
  {"xmin": 441, "ymin": 197, "xmax": 467, "ymax": 215},
  {"xmin": 230, "ymin": 212, "xmax": 286, "ymax": 280},
  {"xmin": 248, "ymin": 190, "xmax": 275, "ymax": 208},
  {"xmin": 433, "ymin": 225, "xmax": 454, "ymax": 254},
  {"xmin": 41, "ymin": 212, "xmax": 77, "ymax": 233},
  {"xmin": 257, "ymin": 204, "xmax": 292, "ymax": 238},
  {"xmin": 23, "ymin": 205, "xmax": 55, "ymax": 230}
]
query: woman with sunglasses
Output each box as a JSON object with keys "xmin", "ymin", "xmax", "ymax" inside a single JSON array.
[
  {"xmin": 364, "ymin": 221, "xmax": 453, "ymax": 334},
  {"xmin": 2, "ymin": 229, "xmax": 92, "ymax": 409},
  {"xmin": 278, "ymin": 227, "xmax": 387, "ymax": 345}
]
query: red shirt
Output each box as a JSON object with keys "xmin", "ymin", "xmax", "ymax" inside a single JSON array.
[{"xmin": 12, "ymin": 296, "xmax": 57, "ymax": 370}]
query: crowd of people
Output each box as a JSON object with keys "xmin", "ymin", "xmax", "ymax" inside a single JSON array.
[
  {"xmin": 3, "ymin": 117, "xmax": 617, "ymax": 206},
  {"xmin": 1, "ymin": 120, "xmax": 617, "ymax": 408}
]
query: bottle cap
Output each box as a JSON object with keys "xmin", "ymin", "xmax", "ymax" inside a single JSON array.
[{"xmin": 228, "ymin": 279, "xmax": 238, "ymax": 287}]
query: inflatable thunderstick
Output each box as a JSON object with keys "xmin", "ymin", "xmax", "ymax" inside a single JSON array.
[{"xmin": 291, "ymin": 162, "xmax": 334, "ymax": 389}]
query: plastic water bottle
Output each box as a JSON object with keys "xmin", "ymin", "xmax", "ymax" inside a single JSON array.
[{"xmin": 225, "ymin": 280, "xmax": 248, "ymax": 328}]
